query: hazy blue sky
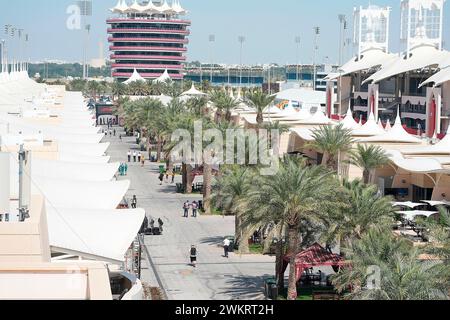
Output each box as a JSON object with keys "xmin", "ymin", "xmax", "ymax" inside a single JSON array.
[{"xmin": 1, "ymin": 0, "xmax": 450, "ymax": 65}]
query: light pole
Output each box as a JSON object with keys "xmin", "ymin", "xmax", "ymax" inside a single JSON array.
[
  {"xmin": 313, "ymin": 27, "xmax": 320, "ymax": 91},
  {"xmin": 209, "ymin": 34, "xmax": 215, "ymax": 84},
  {"xmin": 238, "ymin": 36, "xmax": 245, "ymax": 88},
  {"xmin": 338, "ymin": 15, "xmax": 346, "ymax": 66},
  {"xmin": 295, "ymin": 36, "xmax": 300, "ymax": 83}
]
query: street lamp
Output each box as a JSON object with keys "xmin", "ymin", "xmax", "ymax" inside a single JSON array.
[
  {"xmin": 313, "ymin": 27, "xmax": 320, "ymax": 91},
  {"xmin": 295, "ymin": 36, "xmax": 301, "ymax": 83},
  {"xmin": 209, "ymin": 34, "xmax": 215, "ymax": 84},
  {"xmin": 238, "ymin": 36, "xmax": 245, "ymax": 88}
]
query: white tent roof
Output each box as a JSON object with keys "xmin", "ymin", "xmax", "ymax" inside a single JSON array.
[
  {"xmin": 110, "ymin": 0, "xmax": 128, "ymax": 13},
  {"xmin": 396, "ymin": 210, "xmax": 439, "ymax": 220},
  {"xmin": 58, "ymin": 152, "xmax": 111, "ymax": 164},
  {"xmin": 172, "ymin": 0, "xmax": 186, "ymax": 14},
  {"xmin": 325, "ymin": 48, "xmax": 397, "ymax": 80},
  {"xmin": 158, "ymin": 0, "xmax": 174, "ymax": 14},
  {"xmin": 153, "ymin": 69, "xmax": 172, "ymax": 83},
  {"xmin": 420, "ymin": 65, "xmax": 450, "ymax": 87},
  {"xmin": 32, "ymin": 159, "xmax": 119, "ymax": 182},
  {"xmin": 182, "ymin": 84, "xmax": 206, "ymax": 96},
  {"xmin": 47, "ymin": 207, "xmax": 145, "ymax": 263},
  {"xmin": 401, "ymin": 124, "xmax": 450, "ymax": 155},
  {"xmin": 124, "ymin": 68, "xmax": 146, "ymax": 85},
  {"xmin": 277, "ymin": 108, "xmax": 312, "ymax": 121},
  {"xmin": 58, "ymin": 142, "xmax": 110, "ymax": 157},
  {"xmin": 290, "ymin": 128, "xmax": 314, "ymax": 141},
  {"xmin": 126, "ymin": 0, "xmax": 145, "ymax": 13},
  {"xmin": 340, "ymin": 108, "xmax": 361, "ymax": 130},
  {"xmin": 365, "ymin": 45, "xmax": 450, "ymax": 84},
  {"xmin": 352, "ymin": 112, "xmax": 386, "ymax": 136},
  {"xmin": 32, "ymin": 177, "xmax": 130, "ymax": 210},
  {"xmin": 387, "ymin": 150, "xmax": 446, "ymax": 173},
  {"xmin": 276, "ymin": 88, "xmax": 326, "ymax": 105},
  {"xmin": 393, "ymin": 201, "xmax": 425, "ymax": 209},
  {"xmin": 360, "ymin": 112, "xmax": 422, "ymax": 144},
  {"xmin": 297, "ymin": 111, "xmax": 332, "ymax": 125},
  {"xmin": 421, "ymin": 200, "xmax": 450, "ymax": 207}
]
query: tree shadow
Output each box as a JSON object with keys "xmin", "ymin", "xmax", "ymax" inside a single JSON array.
[
  {"xmin": 199, "ymin": 236, "xmax": 226, "ymax": 247},
  {"xmin": 218, "ymin": 274, "xmax": 272, "ymax": 300}
]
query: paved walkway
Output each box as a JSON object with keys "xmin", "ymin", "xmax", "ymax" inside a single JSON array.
[{"xmin": 104, "ymin": 128, "xmax": 275, "ymax": 300}]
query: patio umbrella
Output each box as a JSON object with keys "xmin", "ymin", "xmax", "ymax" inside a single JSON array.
[{"xmin": 392, "ymin": 201, "xmax": 425, "ymax": 209}]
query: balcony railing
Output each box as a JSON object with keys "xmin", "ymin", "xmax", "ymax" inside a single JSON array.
[
  {"xmin": 107, "ymin": 28, "xmax": 190, "ymax": 35},
  {"xmin": 112, "ymin": 63, "xmax": 183, "ymax": 70},
  {"xmin": 108, "ymin": 37, "xmax": 188, "ymax": 44},
  {"xmin": 401, "ymin": 104, "xmax": 426, "ymax": 115},
  {"xmin": 110, "ymin": 46, "xmax": 187, "ymax": 52},
  {"xmin": 107, "ymin": 18, "xmax": 191, "ymax": 25},
  {"xmin": 112, "ymin": 72, "xmax": 184, "ymax": 79},
  {"xmin": 110, "ymin": 54, "xmax": 186, "ymax": 61}
]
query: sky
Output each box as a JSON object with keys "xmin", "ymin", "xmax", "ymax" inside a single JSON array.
[{"xmin": 1, "ymin": 0, "xmax": 450, "ymax": 65}]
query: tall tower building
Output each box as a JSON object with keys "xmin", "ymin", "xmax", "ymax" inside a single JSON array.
[
  {"xmin": 400, "ymin": 0, "xmax": 445, "ymax": 55},
  {"xmin": 107, "ymin": 0, "xmax": 190, "ymax": 82}
]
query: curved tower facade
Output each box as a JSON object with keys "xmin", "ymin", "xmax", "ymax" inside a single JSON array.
[{"xmin": 107, "ymin": 0, "xmax": 190, "ymax": 82}]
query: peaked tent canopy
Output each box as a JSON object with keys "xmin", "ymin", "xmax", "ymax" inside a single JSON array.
[
  {"xmin": 124, "ymin": 68, "xmax": 146, "ymax": 85},
  {"xmin": 340, "ymin": 107, "xmax": 361, "ymax": 130},
  {"xmin": 352, "ymin": 112, "xmax": 386, "ymax": 136},
  {"xmin": 182, "ymin": 84, "xmax": 206, "ymax": 96},
  {"xmin": 283, "ymin": 243, "xmax": 347, "ymax": 282},
  {"xmin": 401, "ymin": 124, "xmax": 450, "ymax": 155},
  {"xmin": 153, "ymin": 69, "xmax": 172, "ymax": 83}
]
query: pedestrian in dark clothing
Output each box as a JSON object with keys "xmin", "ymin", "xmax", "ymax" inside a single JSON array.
[
  {"xmin": 171, "ymin": 169, "xmax": 176, "ymax": 183},
  {"xmin": 138, "ymin": 153, "xmax": 142, "ymax": 163},
  {"xmin": 190, "ymin": 245, "xmax": 197, "ymax": 267},
  {"xmin": 158, "ymin": 218, "xmax": 164, "ymax": 232},
  {"xmin": 192, "ymin": 201, "xmax": 198, "ymax": 218},
  {"xmin": 127, "ymin": 151, "xmax": 131, "ymax": 163},
  {"xmin": 133, "ymin": 151, "xmax": 137, "ymax": 162},
  {"xmin": 113, "ymin": 129, "xmax": 116, "ymax": 136},
  {"xmin": 131, "ymin": 195, "xmax": 137, "ymax": 209},
  {"xmin": 159, "ymin": 173, "xmax": 164, "ymax": 185},
  {"xmin": 183, "ymin": 201, "xmax": 190, "ymax": 218}
]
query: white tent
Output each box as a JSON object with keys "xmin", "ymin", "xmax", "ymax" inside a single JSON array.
[
  {"xmin": 361, "ymin": 112, "xmax": 422, "ymax": 144},
  {"xmin": 47, "ymin": 207, "xmax": 145, "ymax": 263},
  {"xmin": 396, "ymin": 210, "xmax": 439, "ymax": 221},
  {"xmin": 58, "ymin": 152, "xmax": 111, "ymax": 164},
  {"xmin": 387, "ymin": 150, "xmax": 445, "ymax": 173},
  {"xmin": 181, "ymin": 84, "xmax": 206, "ymax": 96},
  {"xmin": 31, "ymin": 177, "xmax": 130, "ymax": 210},
  {"xmin": 290, "ymin": 128, "xmax": 315, "ymax": 141},
  {"xmin": 153, "ymin": 69, "xmax": 172, "ymax": 83},
  {"xmin": 352, "ymin": 112, "xmax": 386, "ymax": 136},
  {"xmin": 401, "ymin": 124, "xmax": 450, "ymax": 155},
  {"xmin": 124, "ymin": 68, "xmax": 146, "ymax": 85},
  {"xmin": 340, "ymin": 108, "xmax": 361, "ymax": 130},
  {"xmin": 393, "ymin": 201, "xmax": 425, "ymax": 209},
  {"xmin": 58, "ymin": 142, "xmax": 110, "ymax": 157}
]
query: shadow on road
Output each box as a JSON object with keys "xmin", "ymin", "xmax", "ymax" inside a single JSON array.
[
  {"xmin": 199, "ymin": 236, "xmax": 226, "ymax": 247},
  {"xmin": 219, "ymin": 274, "xmax": 271, "ymax": 300}
]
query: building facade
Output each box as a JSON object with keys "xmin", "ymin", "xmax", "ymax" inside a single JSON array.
[{"xmin": 107, "ymin": 0, "xmax": 190, "ymax": 82}]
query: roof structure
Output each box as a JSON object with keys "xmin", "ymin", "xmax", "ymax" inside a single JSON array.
[
  {"xmin": 276, "ymin": 88, "xmax": 326, "ymax": 106},
  {"xmin": 361, "ymin": 112, "xmax": 423, "ymax": 144},
  {"xmin": 123, "ymin": 68, "xmax": 146, "ymax": 85},
  {"xmin": 364, "ymin": 45, "xmax": 450, "ymax": 84},
  {"xmin": 352, "ymin": 112, "xmax": 386, "ymax": 136},
  {"xmin": 181, "ymin": 84, "xmax": 206, "ymax": 96},
  {"xmin": 386, "ymin": 150, "xmax": 447, "ymax": 173},
  {"xmin": 340, "ymin": 107, "xmax": 361, "ymax": 130},
  {"xmin": 396, "ymin": 210, "xmax": 439, "ymax": 221},
  {"xmin": 282, "ymin": 243, "xmax": 346, "ymax": 282},
  {"xmin": 400, "ymin": 124, "xmax": 450, "ymax": 155},
  {"xmin": 153, "ymin": 69, "xmax": 172, "ymax": 83}
]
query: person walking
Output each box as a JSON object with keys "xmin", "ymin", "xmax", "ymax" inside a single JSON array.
[
  {"xmin": 192, "ymin": 201, "xmax": 198, "ymax": 218},
  {"xmin": 141, "ymin": 154, "xmax": 145, "ymax": 167},
  {"xmin": 171, "ymin": 169, "xmax": 176, "ymax": 184},
  {"xmin": 158, "ymin": 172, "xmax": 164, "ymax": 185},
  {"xmin": 190, "ymin": 245, "xmax": 198, "ymax": 267},
  {"xmin": 113, "ymin": 129, "xmax": 116, "ymax": 136},
  {"xmin": 223, "ymin": 237, "xmax": 231, "ymax": 258},
  {"xmin": 131, "ymin": 195, "xmax": 137, "ymax": 209},
  {"xmin": 165, "ymin": 170, "xmax": 169, "ymax": 183},
  {"xmin": 124, "ymin": 163, "xmax": 128, "ymax": 176},
  {"xmin": 133, "ymin": 151, "xmax": 137, "ymax": 162},
  {"xmin": 138, "ymin": 152, "xmax": 142, "ymax": 163},
  {"xmin": 158, "ymin": 218, "xmax": 164, "ymax": 233},
  {"xmin": 183, "ymin": 201, "xmax": 190, "ymax": 218},
  {"xmin": 127, "ymin": 151, "xmax": 131, "ymax": 163}
]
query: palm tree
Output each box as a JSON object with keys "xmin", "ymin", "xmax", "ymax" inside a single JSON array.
[
  {"xmin": 245, "ymin": 90, "xmax": 275, "ymax": 125},
  {"xmin": 242, "ymin": 157, "xmax": 341, "ymax": 299},
  {"xmin": 308, "ymin": 123, "xmax": 355, "ymax": 171},
  {"xmin": 323, "ymin": 179, "xmax": 395, "ymax": 256},
  {"xmin": 110, "ymin": 80, "xmax": 127, "ymax": 101},
  {"xmin": 211, "ymin": 166, "xmax": 256, "ymax": 253},
  {"xmin": 332, "ymin": 229, "xmax": 449, "ymax": 300},
  {"xmin": 348, "ymin": 144, "xmax": 390, "ymax": 184},
  {"xmin": 186, "ymin": 96, "xmax": 209, "ymax": 117},
  {"xmin": 86, "ymin": 80, "xmax": 100, "ymax": 100}
]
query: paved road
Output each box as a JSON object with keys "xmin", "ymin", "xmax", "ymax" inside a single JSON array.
[{"xmin": 105, "ymin": 128, "xmax": 275, "ymax": 300}]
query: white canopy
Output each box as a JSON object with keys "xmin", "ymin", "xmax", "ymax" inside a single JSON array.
[
  {"xmin": 360, "ymin": 112, "xmax": 422, "ymax": 144},
  {"xmin": 298, "ymin": 111, "xmax": 332, "ymax": 125},
  {"xmin": 421, "ymin": 200, "xmax": 450, "ymax": 207},
  {"xmin": 396, "ymin": 210, "xmax": 439, "ymax": 220},
  {"xmin": 364, "ymin": 45, "xmax": 450, "ymax": 84},
  {"xmin": 340, "ymin": 108, "xmax": 361, "ymax": 130},
  {"xmin": 47, "ymin": 207, "xmax": 145, "ymax": 263},
  {"xmin": 182, "ymin": 84, "xmax": 206, "ymax": 96},
  {"xmin": 32, "ymin": 159, "xmax": 119, "ymax": 182},
  {"xmin": 387, "ymin": 150, "xmax": 446, "ymax": 173},
  {"xmin": 276, "ymin": 88, "xmax": 326, "ymax": 106},
  {"xmin": 393, "ymin": 201, "xmax": 425, "ymax": 209},
  {"xmin": 326, "ymin": 48, "xmax": 397, "ymax": 80},
  {"xmin": 352, "ymin": 112, "xmax": 386, "ymax": 136},
  {"xmin": 32, "ymin": 177, "xmax": 130, "ymax": 210},
  {"xmin": 419, "ymin": 65, "xmax": 450, "ymax": 87},
  {"xmin": 58, "ymin": 152, "xmax": 111, "ymax": 164},
  {"xmin": 153, "ymin": 69, "xmax": 172, "ymax": 83},
  {"xmin": 290, "ymin": 128, "xmax": 314, "ymax": 141},
  {"xmin": 58, "ymin": 142, "xmax": 110, "ymax": 157},
  {"xmin": 401, "ymin": 124, "xmax": 450, "ymax": 155},
  {"xmin": 171, "ymin": 0, "xmax": 186, "ymax": 14},
  {"xmin": 124, "ymin": 69, "xmax": 146, "ymax": 85}
]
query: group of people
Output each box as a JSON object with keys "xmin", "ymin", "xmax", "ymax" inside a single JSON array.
[
  {"xmin": 189, "ymin": 237, "xmax": 232, "ymax": 268},
  {"xmin": 158, "ymin": 168, "xmax": 176, "ymax": 185},
  {"xmin": 127, "ymin": 150, "xmax": 145, "ymax": 167},
  {"xmin": 118, "ymin": 163, "xmax": 128, "ymax": 176},
  {"xmin": 183, "ymin": 200, "xmax": 199, "ymax": 218},
  {"xmin": 102, "ymin": 129, "xmax": 116, "ymax": 137}
]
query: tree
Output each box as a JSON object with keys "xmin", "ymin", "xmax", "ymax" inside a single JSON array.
[
  {"xmin": 242, "ymin": 157, "xmax": 341, "ymax": 299},
  {"xmin": 86, "ymin": 80, "xmax": 100, "ymax": 100},
  {"xmin": 332, "ymin": 229, "xmax": 449, "ymax": 300},
  {"xmin": 308, "ymin": 123, "xmax": 355, "ymax": 171},
  {"xmin": 323, "ymin": 179, "xmax": 395, "ymax": 256},
  {"xmin": 245, "ymin": 90, "xmax": 276, "ymax": 125},
  {"xmin": 348, "ymin": 144, "xmax": 390, "ymax": 184},
  {"xmin": 186, "ymin": 96, "xmax": 209, "ymax": 117},
  {"xmin": 110, "ymin": 80, "xmax": 127, "ymax": 101}
]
